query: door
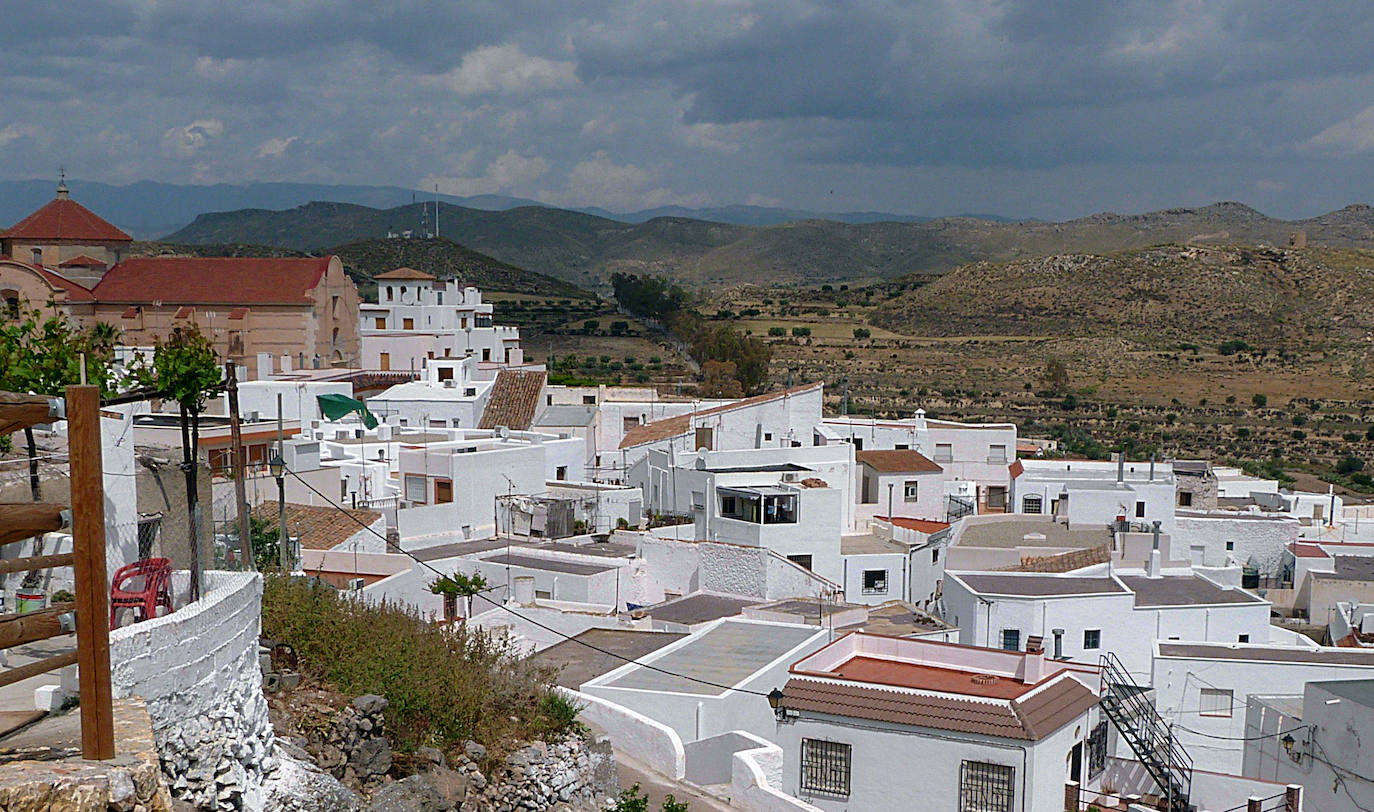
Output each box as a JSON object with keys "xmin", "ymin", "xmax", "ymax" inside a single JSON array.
[
  {"xmin": 1069, "ymin": 741, "xmax": 1083, "ymax": 783},
  {"xmin": 379, "ymin": 352, "xmax": 390, "ymax": 371}
]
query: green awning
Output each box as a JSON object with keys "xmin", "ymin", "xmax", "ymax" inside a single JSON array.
[{"xmin": 316, "ymin": 393, "xmax": 378, "ymax": 429}]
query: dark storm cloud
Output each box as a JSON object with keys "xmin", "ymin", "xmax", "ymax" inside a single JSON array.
[{"xmin": 3, "ymin": 1, "xmax": 1374, "ymax": 218}]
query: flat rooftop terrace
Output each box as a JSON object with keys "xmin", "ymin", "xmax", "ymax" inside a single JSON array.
[
  {"xmin": 839, "ymin": 601, "xmax": 954, "ymax": 635},
  {"xmin": 953, "ymin": 573, "xmax": 1127, "ymax": 597},
  {"xmin": 1158, "ymin": 642, "xmax": 1374, "ymax": 665},
  {"xmin": 600, "ymin": 620, "xmax": 817, "ymax": 697},
  {"xmin": 643, "ymin": 593, "xmax": 759, "ymax": 626},
  {"xmin": 527, "ymin": 629, "xmax": 687, "ymax": 689},
  {"xmin": 483, "ymin": 552, "xmax": 614, "ymax": 576},
  {"xmin": 956, "ymin": 518, "xmax": 1111, "ymax": 550},
  {"xmin": 1119, "ymin": 575, "xmax": 1262, "ymax": 606}
]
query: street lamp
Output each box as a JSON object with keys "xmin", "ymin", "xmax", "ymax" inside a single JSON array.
[
  {"xmin": 767, "ymin": 688, "xmax": 786, "ymax": 721},
  {"xmin": 269, "ymin": 450, "xmax": 288, "ymax": 574}
]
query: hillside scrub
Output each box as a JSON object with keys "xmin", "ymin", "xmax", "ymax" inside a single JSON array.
[{"xmin": 261, "ymin": 576, "xmax": 576, "ymax": 759}]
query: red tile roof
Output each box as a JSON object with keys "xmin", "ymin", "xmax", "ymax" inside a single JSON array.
[
  {"xmin": 374, "ymin": 266, "xmax": 435, "ymax": 280},
  {"xmin": 477, "ymin": 370, "xmax": 546, "ymax": 430},
  {"xmin": 780, "ymin": 674, "xmax": 1096, "ymax": 741},
  {"xmin": 856, "ymin": 449, "xmax": 942, "ymax": 474},
  {"xmin": 253, "ymin": 501, "xmax": 383, "ymax": 551},
  {"xmin": 882, "ymin": 517, "xmax": 950, "ymax": 534},
  {"xmin": 57, "ymin": 254, "xmax": 108, "ymax": 268},
  {"xmin": 32, "ymin": 265, "xmax": 95, "ymax": 301},
  {"xmin": 2, "ymin": 197, "xmax": 131, "ymax": 242},
  {"xmin": 619, "ymin": 383, "xmax": 823, "ymax": 448},
  {"xmin": 90, "ymin": 256, "xmax": 334, "ymax": 305},
  {"xmin": 1290, "ymin": 542, "xmax": 1330, "ymax": 559}
]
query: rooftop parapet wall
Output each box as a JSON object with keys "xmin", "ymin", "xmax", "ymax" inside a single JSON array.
[{"xmin": 110, "ymin": 570, "xmax": 275, "ymax": 811}]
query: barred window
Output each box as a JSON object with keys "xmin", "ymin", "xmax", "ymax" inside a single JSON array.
[
  {"xmin": 1022, "ymin": 494, "xmax": 1042, "ymax": 514},
  {"xmin": 959, "ymin": 760, "xmax": 1015, "ymax": 812},
  {"xmin": 799, "ymin": 738, "xmax": 850, "ymax": 798},
  {"xmin": 1088, "ymin": 721, "xmax": 1108, "ymax": 779}
]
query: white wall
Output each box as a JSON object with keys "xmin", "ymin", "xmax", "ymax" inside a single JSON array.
[
  {"xmin": 110, "ymin": 571, "xmax": 275, "ymax": 810},
  {"xmin": 1176, "ymin": 511, "xmax": 1299, "ymax": 574}
]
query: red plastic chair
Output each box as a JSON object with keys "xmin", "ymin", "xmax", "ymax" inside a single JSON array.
[{"xmin": 109, "ymin": 557, "xmax": 173, "ymax": 630}]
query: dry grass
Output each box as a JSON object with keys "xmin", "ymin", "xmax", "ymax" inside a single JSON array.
[{"xmin": 261, "ymin": 576, "xmax": 577, "ymax": 758}]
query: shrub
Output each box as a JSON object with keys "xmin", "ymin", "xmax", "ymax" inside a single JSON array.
[
  {"xmin": 1344, "ymin": 433, "xmax": 1362, "ymax": 443},
  {"xmin": 1338, "ymin": 456, "xmax": 1366, "ymax": 475},
  {"xmin": 1062, "ymin": 394, "xmax": 1079, "ymax": 410},
  {"xmin": 609, "ymin": 321, "xmax": 629, "ymax": 335},
  {"xmin": 1218, "ymin": 339, "xmax": 1252, "ymax": 355},
  {"xmin": 1236, "ymin": 427, "xmax": 1251, "ymax": 438},
  {"xmin": 853, "ymin": 327, "xmax": 871, "ymax": 339},
  {"xmin": 261, "ymin": 576, "xmax": 575, "ymax": 757},
  {"xmin": 791, "ymin": 327, "xmax": 811, "ymax": 337},
  {"xmin": 1292, "ymin": 413, "xmax": 1308, "ymax": 426},
  {"xmin": 1252, "ymin": 393, "xmax": 1268, "ymax": 408},
  {"xmin": 767, "ymin": 327, "xmax": 786, "ymax": 337},
  {"xmin": 1226, "ymin": 395, "xmax": 1237, "ymax": 404},
  {"xmin": 1292, "ymin": 430, "xmax": 1307, "ymax": 440},
  {"xmin": 582, "ymin": 320, "xmax": 599, "ymax": 333}
]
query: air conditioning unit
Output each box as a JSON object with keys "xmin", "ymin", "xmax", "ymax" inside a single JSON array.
[
  {"xmin": 347, "ymin": 578, "xmax": 365, "ymax": 591},
  {"xmin": 781, "ymin": 472, "xmax": 798, "ymax": 483},
  {"xmin": 443, "ymin": 380, "xmax": 456, "ymax": 388},
  {"xmin": 354, "ymin": 429, "xmax": 365, "ymax": 439}
]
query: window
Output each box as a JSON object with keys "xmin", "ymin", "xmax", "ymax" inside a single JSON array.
[
  {"xmin": 434, "ymin": 480, "xmax": 453, "ymax": 504},
  {"xmin": 379, "ymin": 352, "xmax": 390, "ymax": 371},
  {"xmin": 1087, "ymin": 721, "xmax": 1108, "ymax": 780},
  {"xmin": 799, "ymin": 739, "xmax": 850, "ymax": 798},
  {"xmin": 583, "ymin": 394, "xmax": 597, "ymax": 405},
  {"xmin": 1135, "ymin": 501, "xmax": 1146, "ymax": 518},
  {"xmin": 985, "ymin": 486, "xmax": 1007, "ymax": 510},
  {"xmin": 624, "ymin": 416, "xmax": 641, "ymax": 432},
  {"xmin": 695, "ymin": 426, "xmax": 714, "ymax": 451},
  {"xmin": 1238, "ymin": 634, "xmax": 1249, "ymax": 643},
  {"xmin": 482, "ymin": 348, "xmax": 491, "ymax": 361},
  {"xmin": 764, "ymin": 432, "xmax": 772, "ymax": 441},
  {"xmin": 904, "ymin": 480, "xmax": 919, "ymax": 502},
  {"xmin": 895, "ymin": 443, "xmax": 908, "ymax": 450},
  {"xmin": 442, "ymin": 593, "xmax": 457, "ymax": 621},
  {"xmin": 374, "ymin": 317, "xmax": 387, "ymax": 330},
  {"xmin": 1001, "ymin": 629, "xmax": 1020, "ymax": 651},
  {"xmin": 556, "ymin": 466, "xmax": 567, "ymax": 481},
  {"xmin": 404, "ymin": 474, "xmax": 427, "ymax": 504},
  {"xmin": 988, "ymin": 443, "xmax": 1007, "ymax": 463},
  {"xmin": 934, "ymin": 442, "xmax": 953, "ymax": 462},
  {"xmin": 438, "ymin": 367, "xmax": 454, "ymax": 382},
  {"xmin": 1179, "ymin": 491, "xmax": 1193, "ymax": 507},
  {"xmin": 403, "ymin": 318, "xmax": 415, "ymax": 330},
  {"xmin": 386, "ymin": 286, "xmax": 393, "ymax": 301},
  {"xmin": 1022, "ymin": 494, "xmax": 1042, "ymax": 514},
  {"xmin": 932, "ymin": 548, "xmax": 940, "ymax": 563},
  {"xmin": 1225, "ymin": 541, "xmax": 1235, "ymax": 551},
  {"xmin": 862, "ymin": 569, "xmax": 888, "ymax": 595},
  {"xmin": 763, "ymin": 493, "xmax": 797, "ymax": 524},
  {"xmin": 787, "ymin": 554, "xmax": 813, "ymax": 571},
  {"xmin": 719, "ymin": 495, "xmax": 740, "ymax": 519},
  {"xmin": 959, "ymin": 760, "xmax": 1014, "ymax": 812},
  {"xmin": 1083, "ymin": 629, "xmax": 1101, "ymax": 650},
  {"xmin": 1200, "ymin": 688, "xmax": 1234, "ymax": 717}
]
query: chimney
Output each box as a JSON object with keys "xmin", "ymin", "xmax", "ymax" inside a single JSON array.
[
  {"xmin": 1147, "ymin": 548, "xmax": 1162, "ymax": 578},
  {"xmin": 1151, "ymin": 520, "xmax": 1161, "ymax": 550},
  {"xmin": 1023, "ymin": 638, "xmax": 1045, "ymax": 683},
  {"xmin": 513, "ymin": 575, "xmax": 536, "ymax": 606},
  {"xmin": 1149, "ymin": 454, "xmax": 1156, "ymax": 481},
  {"xmin": 1052, "ymin": 628, "xmax": 1064, "ymax": 660},
  {"xmin": 1116, "ymin": 452, "xmax": 1124, "ymax": 483}
]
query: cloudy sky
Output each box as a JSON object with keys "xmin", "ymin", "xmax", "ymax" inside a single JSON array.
[{"xmin": 5, "ymin": 1, "xmax": 1374, "ymax": 219}]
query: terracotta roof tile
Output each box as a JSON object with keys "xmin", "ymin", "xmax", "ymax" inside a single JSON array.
[
  {"xmin": 90, "ymin": 256, "xmax": 334, "ymax": 305},
  {"xmin": 477, "ymin": 370, "xmax": 545, "ymax": 430},
  {"xmin": 856, "ymin": 449, "xmax": 942, "ymax": 473},
  {"xmin": 1006, "ymin": 545, "xmax": 1111, "ymax": 573},
  {"xmin": 619, "ymin": 383, "xmax": 822, "ymax": 449},
  {"xmin": 374, "ymin": 266, "xmax": 436, "ymax": 280},
  {"xmin": 32, "ymin": 265, "xmax": 95, "ymax": 301},
  {"xmin": 781, "ymin": 674, "xmax": 1095, "ymax": 741},
  {"xmin": 2, "ymin": 197, "xmax": 132, "ymax": 242},
  {"xmin": 882, "ymin": 517, "xmax": 950, "ymax": 534},
  {"xmin": 57, "ymin": 254, "xmax": 108, "ymax": 268},
  {"xmin": 252, "ymin": 501, "xmax": 382, "ymax": 551}
]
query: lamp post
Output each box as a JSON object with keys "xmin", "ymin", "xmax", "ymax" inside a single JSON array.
[
  {"xmin": 269, "ymin": 451, "xmax": 288, "ymax": 574},
  {"xmin": 768, "ymin": 688, "xmax": 785, "ymax": 721}
]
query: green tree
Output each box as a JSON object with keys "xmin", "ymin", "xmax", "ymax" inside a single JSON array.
[
  {"xmin": 853, "ymin": 327, "xmax": 871, "ymax": 339},
  {"xmin": 152, "ymin": 326, "xmax": 223, "ymax": 601},
  {"xmin": 1042, "ymin": 359, "xmax": 1070, "ymax": 394},
  {"xmin": 249, "ymin": 516, "xmax": 283, "ymax": 573},
  {"xmin": 767, "ymin": 326, "xmax": 786, "ymax": 337},
  {"xmin": 428, "ymin": 570, "xmax": 490, "ymax": 620},
  {"xmin": 1338, "ymin": 456, "xmax": 1366, "ymax": 475},
  {"xmin": 1252, "ymin": 393, "xmax": 1268, "ymax": 408}
]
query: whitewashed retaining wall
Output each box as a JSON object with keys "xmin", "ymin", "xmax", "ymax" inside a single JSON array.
[
  {"xmin": 731, "ymin": 735, "xmax": 822, "ymax": 812},
  {"xmin": 111, "ymin": 570, "xmax": 275, "ymax": 811},
  {"xmin": 566, "ymin": 689, "xmax": 685, "ymax": 780}
]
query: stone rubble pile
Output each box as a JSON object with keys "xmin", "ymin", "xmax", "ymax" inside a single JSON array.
[{"xmin": 159, "ymin": 666, "xmax": 277, "ymax": 810}]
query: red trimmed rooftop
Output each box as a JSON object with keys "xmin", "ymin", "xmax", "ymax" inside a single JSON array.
[
  {"xmin": 91, "ymin": 256, "xmax": 334, "ymax": 305},
  {"xmin": 2, "ymin": 196, "xmax": 131, "ymax": 242}
]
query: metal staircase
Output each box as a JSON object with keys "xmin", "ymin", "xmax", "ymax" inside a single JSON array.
[{"xmin": 1098, "ymin": 652, "xmax": 1193, "ymax": 812}]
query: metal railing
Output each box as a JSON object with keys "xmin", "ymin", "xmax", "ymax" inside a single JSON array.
[{"xmin": 1098, "ymin": 651, "xmax": 1192, "ymax": 812}]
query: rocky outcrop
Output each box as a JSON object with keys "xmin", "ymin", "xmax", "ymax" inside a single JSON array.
[
  {"xmin": 310, "ymin": 695, "xmax": 393, "ymax": 792},
  {"xmin": 392, "ymin": 735, "xmax": 617, "ymax": 812}
]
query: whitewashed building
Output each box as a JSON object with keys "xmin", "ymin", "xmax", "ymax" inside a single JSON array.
[{"xmin": 359, "ymin": 268, "xmax": 522, "ymax": 372}]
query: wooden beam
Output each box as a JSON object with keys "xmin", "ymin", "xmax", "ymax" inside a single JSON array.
[
  {"xmin": 0, "ymin": 503, "xmax": 69, "ymax": 547},
  {"xmin": 67, "ymin": 384, "xmax": 114, "ymax": 761},
  {"xmin": 0, "ymin": 393, "xmax": 63, "ymax": 437},
  {"xmin": 0, "ymin": 553, "xmax": 74, "ymax": 575},
  {"xmin": 0, "ymin": 603, "xmax": 75, "ymax": 649},
  {"xmin": 0, "ymin": 650, "xmax": 79, "ymax": 689}
]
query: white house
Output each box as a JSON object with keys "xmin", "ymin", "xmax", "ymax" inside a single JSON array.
[
  {"xmin": 359, "ymin": 268, "xmax": 522, "ymax": 371},
  {"xmin": 1010, "ymin": 456, "xmax": 1178, "ymax": 533},
  {"xmin": 942, "ymin": 570, "xmax": 1273, "ymax": 679},
  {"xmin": 854, "ymin": 449, "xmax": 945, "ymax": 524},
  {"xmin": 1153, "ymin": 639, "xmax": 1374, "ymax": 774},
  {"xmin": 365, "ymin": 357, "xmax": 494, "ymax": 429},
  {"xmin": 773, "ymin": 633, "xmax": 1102, "ymax": 812}
]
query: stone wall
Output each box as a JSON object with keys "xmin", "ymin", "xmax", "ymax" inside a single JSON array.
[{"xmin": 110, "ymin": 570, "xmax": 275, "ymax": 810}]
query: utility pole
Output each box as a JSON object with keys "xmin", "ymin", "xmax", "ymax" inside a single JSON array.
[
  {"xmin": 225, "ymin": 362, "xmax": 253, "ymax": 569},
  {"xmin": 277, "ymin": 393, "xmax": 289, "ymax": 573}
]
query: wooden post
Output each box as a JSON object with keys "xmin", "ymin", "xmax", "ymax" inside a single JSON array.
[
  {"xmin": 0, "ymin": 503, "xmax": 69, "ymax": 546},
  {"xmin": 225, "ymin": 362, "xmax": 254, "ymax": 569},
  {"xmin": 67, "ymin": 384, "xmax": 115, "ymax": 760}
]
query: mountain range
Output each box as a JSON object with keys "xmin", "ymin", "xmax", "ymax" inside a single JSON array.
[
  {"xmin": 164, "ymin": 198, "xmax": 1374, "ymax": 288},
  {"xmin": 0, "ymin": 178, "xmax": 939, "ymax": 238}
]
